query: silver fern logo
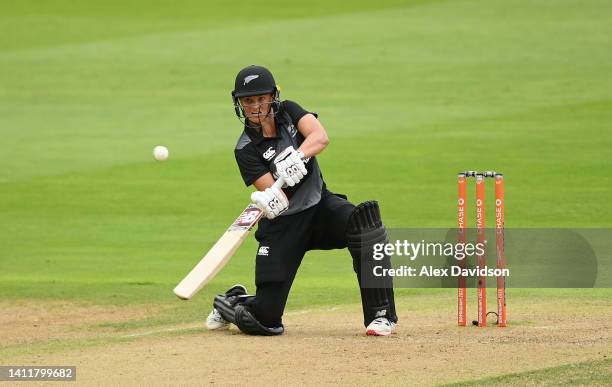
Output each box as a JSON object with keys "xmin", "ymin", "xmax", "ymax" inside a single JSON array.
[{"xmin": 244, "ymin": 75, "xmax": 259, "ymax": 85}]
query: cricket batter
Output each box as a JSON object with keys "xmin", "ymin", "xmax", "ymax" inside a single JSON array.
[{"xmin": 207, "ymin": 65, "xmax": 397, "ymax": 336}]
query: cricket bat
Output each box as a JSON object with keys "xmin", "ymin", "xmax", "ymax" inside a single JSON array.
[{"xmin": 173, "ymin": 178, "xmax": 285, "ymax": 300}]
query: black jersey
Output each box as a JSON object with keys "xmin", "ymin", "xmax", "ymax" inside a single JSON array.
[{"xmin": 234, "ymin": 100, "xmax": 324, "ymax": 216}]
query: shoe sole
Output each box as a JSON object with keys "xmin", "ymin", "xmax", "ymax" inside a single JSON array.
[
  {"xmin": 366, "ymin": 329, "xmax": 392, "ymax": 336},
  {"xmin": 206, "ymin": 322, "xmax": 230, "ymax": 330}
]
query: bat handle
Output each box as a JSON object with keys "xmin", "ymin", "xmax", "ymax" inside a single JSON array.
[
  {"xmin": 272, "ymin": 177, "xmax": 285, "ymax": 190},
  {"xmin": 271, "ymin": 157, "xmax": 310, "ymax": 190}
]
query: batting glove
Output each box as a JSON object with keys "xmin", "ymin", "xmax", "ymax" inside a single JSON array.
[
  {"xmin": 273, "ymin": 146, "xmax": 307, "ymax": 187},
  {"xmin": 251, "ymin": 186, "xmax": 289, "ymax": 219}
]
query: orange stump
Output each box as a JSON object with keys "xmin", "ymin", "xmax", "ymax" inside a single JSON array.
[
  {"xmin": 475, "ymin": 173, "xmax": 487, "ymax": 327},
  {"xmin": 457, "ymin": 171, "xmax": 506, "ymax": 327},
  {"xmin": 495, "ymin": 173, "xmax": 507, "ymax": 327},
  {"xmin": 457, "ymin": 173, "xmax": 467, "ymax": 326}
]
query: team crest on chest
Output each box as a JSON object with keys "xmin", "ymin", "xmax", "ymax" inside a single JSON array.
[{"xmin": 287, "ymin": 124, "xmax": 297, "ymax": 137}]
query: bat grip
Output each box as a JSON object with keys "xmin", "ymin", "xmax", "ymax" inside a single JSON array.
[
  {"xmin": 271, "ymin": 157, "xmax": 311, "ymax": 190},
  {"xmin": 272, "ymin": 177, "xmax": 285, "ymax": 190}
]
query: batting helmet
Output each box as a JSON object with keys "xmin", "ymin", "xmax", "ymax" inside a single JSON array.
[{"xmin": 231, "ymin": 65, "xmax": 280, "ymax": 120}]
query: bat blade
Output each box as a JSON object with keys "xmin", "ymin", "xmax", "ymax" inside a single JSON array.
[{"xmin": 173, "ymin": 204, "xmax": 264, "ymax": 300}]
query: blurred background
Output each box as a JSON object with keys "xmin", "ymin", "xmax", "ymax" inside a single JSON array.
[{"xmin": 1, "ymin": 0, "xmax": 610, "ymax": 312}]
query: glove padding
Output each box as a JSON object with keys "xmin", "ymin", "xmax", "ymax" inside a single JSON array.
[
  {"xmin": 251, "ymin": 186, "xmax": 289, "ymax": 219},
  {"xmin": 274, "ymin": 146, "xmax": 307, "ymax": 187}
]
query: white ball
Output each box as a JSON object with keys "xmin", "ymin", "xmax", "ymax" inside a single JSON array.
[{"xmin": 153, "ymin": 145, "xmax": 169, "ymax": 161}]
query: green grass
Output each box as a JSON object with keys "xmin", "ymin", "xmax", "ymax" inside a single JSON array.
[
  {"xmin": 446, "ymin": 358, "xmax": 612, "ymax": 386},
  {"xmin": 1, "ymin": 0, "xmax": 611, "ymax": 318}
]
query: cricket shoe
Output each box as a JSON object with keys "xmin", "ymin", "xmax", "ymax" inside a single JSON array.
[
  {"xmin": 366, "ymin": 317, "xmax": 396, "ymax": 336},
  {"xmin": 205, "ymin": 284, "xmax": 248, "ymax": 330},
  {"xmin": 206, "ymin": 308, "xmax": 229, "ymax": 330}
]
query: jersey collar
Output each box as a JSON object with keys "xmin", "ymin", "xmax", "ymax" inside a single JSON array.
[{"xmin": 244, "ymin": 118, "xmax": 281, "ymax": 144}]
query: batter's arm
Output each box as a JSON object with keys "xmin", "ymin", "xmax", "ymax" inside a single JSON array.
[
  {"xmin": 252, "ymin": 172, "xmax": 276, "ymax": 191},
  {"xmin": 296, "ymin": 114, "xmax": 329, "ymax": 158}
]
